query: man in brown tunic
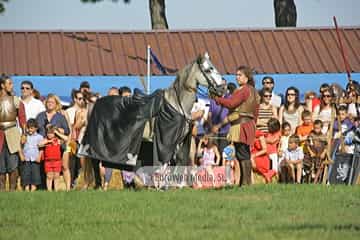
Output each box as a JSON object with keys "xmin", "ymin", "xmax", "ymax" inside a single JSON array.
[{"xmin": 212, "ymin": 66, "xmax": 259, "ymax": 186}]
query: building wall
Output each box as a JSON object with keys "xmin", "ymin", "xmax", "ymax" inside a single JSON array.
[{"xmin": 12, "ymin": 73, "xmax": 360, "ymax": 102}]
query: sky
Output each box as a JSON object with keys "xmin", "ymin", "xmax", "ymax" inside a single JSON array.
[
  {"xmin": 2, "ymin": 0, "xmax": 360, "ymax": 98},
  {"xmin": 0, "ymin": 0, "xmax": 359, "ymax": 30}
]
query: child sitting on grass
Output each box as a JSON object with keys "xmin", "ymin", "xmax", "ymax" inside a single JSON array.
[
  {"xmin": 197, "ymin": 135, "xmax": 220, "ymax": 187},
  {"xmin": 266, "ymin": 118, "xmax": 281, "ymax": 176},
  {"xmin": 303, "ymin": 120, "xmax": 327, "ymax": 183},
  {"xmin": 278, "ymin": 122, "xmax": 292, "ymax": 173},
  {"xmin": 20, "ymin": 119, "xmax": 44, "ymax": 192},
  {"xmin": 39, "ymin": 124, "xmax": 68, "ymax": 191},
  {"xmin": 281, "ymin": 135, "xmax": 304, "ymax": 184}
]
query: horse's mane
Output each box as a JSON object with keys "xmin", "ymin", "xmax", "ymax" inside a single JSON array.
[{"xmin": 168, "ymin": 60, "xmax": 195, "ymax": 91}]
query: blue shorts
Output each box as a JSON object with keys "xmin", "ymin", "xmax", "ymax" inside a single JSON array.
[{"xmin": 20, "ymin": 161, "xmax": 41, "ymax": 186}]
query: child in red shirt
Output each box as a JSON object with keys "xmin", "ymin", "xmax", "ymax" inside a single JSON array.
[
  {"xmin": 40, "ymin": 124, "xmax": 68, "ymax": 191},
  {"xmin": 266, "ymin": 118, "xmax": 281, "ymax": 175}
]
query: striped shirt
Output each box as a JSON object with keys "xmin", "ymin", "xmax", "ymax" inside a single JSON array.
[{"xmin": 257, "ymin": 106, "xmax": 273, "ymax": 132}]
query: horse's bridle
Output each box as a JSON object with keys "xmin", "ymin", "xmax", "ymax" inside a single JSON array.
[
  {"xmin": 197, "ymin": 60, "xmax": 224, "ymax": 97},
  {"xmin": 172, "ymin": 59, "xmax": 224, "ymax": 123}
]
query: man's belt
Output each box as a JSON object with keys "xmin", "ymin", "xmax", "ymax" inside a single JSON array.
[
  {"xmin": 0, "ymin": 121, "xmax": 17, "ymax": 130},
  {"xmin": 231, "ymin": 116, "xmax": 253, "ymax": 125}
]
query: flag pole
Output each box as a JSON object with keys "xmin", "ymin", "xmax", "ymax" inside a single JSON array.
[
  {"xmin": 147, "ymin": 45, "xmax": 151, "ymax": 94},
  {"xmin": 333, "ymin": 16, "xmax": 352, "ymax": 83}
]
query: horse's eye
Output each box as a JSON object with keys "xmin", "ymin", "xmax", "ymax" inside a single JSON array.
[{"xmin": 204, "ymin": 68, "xmax": 212, "ymax": 73}]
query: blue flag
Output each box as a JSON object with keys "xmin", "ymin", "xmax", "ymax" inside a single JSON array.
[{"xmin": 150, "ymin": 48, "xmax": 167, "ymax": 74}]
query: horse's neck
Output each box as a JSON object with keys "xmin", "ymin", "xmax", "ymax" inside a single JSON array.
[
  {"xmin": 167, "ymin": 86, "xmax": 196, "ymax": 117},
  {"xmin": 164, "ymin": 64, "xmax": 197, "ymax": 119}
]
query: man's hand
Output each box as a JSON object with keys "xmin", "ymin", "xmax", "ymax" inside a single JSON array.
[
  {"xmin": 20, "ymin": 135, "xmax": 27, "ymax": 145},
  {"xmin": 250, "ymin": 155, "xmax": 256, "ymax": 169},
  {"xmin": 191, "ymin": 110, "xmax": 204, "ymax": 121},
  {"xmin": 211, "ymin": 124, "xmax": 220, "ymax": 134}
]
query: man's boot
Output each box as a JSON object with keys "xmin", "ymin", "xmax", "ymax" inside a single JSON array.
[
  {"xmin": 0, "ymin": 174, "xmax": 6, "ymax": 191},
  {"xmin": 240, "ymin": 160, "xmax": 252, "ymax": 186},
  {"xmin": 9, "ymin": 171, "xmax": 18, "ymax": 191}
]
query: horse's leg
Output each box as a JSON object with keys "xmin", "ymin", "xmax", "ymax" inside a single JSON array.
[{"xmin": 91, "ymin": 158, "xmax": 102, "ymax": 189}]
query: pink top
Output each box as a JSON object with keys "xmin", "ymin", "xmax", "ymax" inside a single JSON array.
[{"xmin": 202, "ymin": 148, "xmax": 215, "ymax": 166}]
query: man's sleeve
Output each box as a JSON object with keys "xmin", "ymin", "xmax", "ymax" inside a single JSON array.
[{"xmin": 215, "ymin": 87, "xmax": 250, "ymax": 109}]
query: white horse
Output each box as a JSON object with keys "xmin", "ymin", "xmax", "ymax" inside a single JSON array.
[{"xmin": 80, "ymin": 53, "xmax": 225, "ymax": 172}]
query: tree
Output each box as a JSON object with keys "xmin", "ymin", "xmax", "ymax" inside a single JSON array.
[
  {"xmin": 1, "ymin": 0, "xmax": 295, "ymax": 29},
  {"xmin": 81, "ymin": 0, "xmax": 168, "ymax": 30},
  {"xmin": 0, "ymin": 0, "xmax": 9, "ymax": 13},
  {"xmin": 148, "ymin": 0, "xmax": 168, "ymax": 29},
  {"xmin": 274, "ymin": 0, "xmax": 297, "ymax": 27}
]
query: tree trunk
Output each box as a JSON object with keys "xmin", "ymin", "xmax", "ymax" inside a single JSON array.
[
  {"xmin": 274, "ymin": 0, "xmax": 297, "ymax": 27},
  {"xmin": 149, "ymin": 0, "xmax": 168, "ymax": 30}
]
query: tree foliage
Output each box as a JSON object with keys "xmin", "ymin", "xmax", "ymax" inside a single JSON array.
[
  {"xmin": 1, "ymin": 0, "xmax": 297, "ymax": 29},
  {"xmin": 0, "ymin": 0, "xmax": 9, "ymax": 13},
  {"xmin": 81, "ymin": 0, "xmax": 130, "ymax": 4},
  {"xmin": 82, "ymin": 0, "xmax": 168, "ymax": 29}
]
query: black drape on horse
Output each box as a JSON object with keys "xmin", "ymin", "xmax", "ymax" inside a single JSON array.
[
  {"xmin": 80, "ymin": 53, "xmax": 226, "ymax": 171},
  {"xmin": 81, "ymin": 89, "xmax": 191, "ymax": 171}
]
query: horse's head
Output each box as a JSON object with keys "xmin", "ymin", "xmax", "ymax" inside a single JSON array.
[{"xmin": 196, "ymin": 53, "xmax": 226, "ymax": 97}]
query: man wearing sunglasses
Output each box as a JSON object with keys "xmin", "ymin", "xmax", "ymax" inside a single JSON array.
[
  {"xmin": 262, "ymin": 76, "xmax": 282, "ymax": 108},
  {"xmin": 20, "ymin": 80, "xmax": 45, "ymax": 120}
]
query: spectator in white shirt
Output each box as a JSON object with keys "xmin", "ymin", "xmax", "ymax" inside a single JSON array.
[
  {"xmin": 261, "ymin": 76, "xmax": 282, "ymax": 108},
  {"xmin": 20, "ymin": 81, "xmax": 46, "ymax": 120}
]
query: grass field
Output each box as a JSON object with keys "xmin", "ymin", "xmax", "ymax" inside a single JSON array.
[{"xmin": 0, "ymin": 185, "xmax": 359, "ymax": 240}]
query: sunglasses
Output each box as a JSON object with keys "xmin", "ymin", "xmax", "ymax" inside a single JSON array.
[
  {"xmin": 263, "ymin": 81, "xmax": 273, "ymax": 84},
  {"xmin": 21, "ymin": 87, "xmax": 31, "ymax": 90},
  {"xmin": 264, "ymin": 94, "xmax": 272, "ymax": 98},
  {"xmin": 322, "ymin": 95, "xmax": 331, "ymax": 98},
  {"xmin": 287, "ymin": 93, "xmax": 296, "ymax": 96}
]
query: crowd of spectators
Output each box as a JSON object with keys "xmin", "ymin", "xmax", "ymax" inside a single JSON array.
[
  {"xmin": 191, "ymin": 76, "xmax": 360, "ymax": 186},
  {"xmin": 0, "ymin": 73, "xmax": 359, "ymax": 191}
]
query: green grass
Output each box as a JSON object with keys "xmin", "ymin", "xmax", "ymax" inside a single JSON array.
[{"xmin": 0, "ymin": 185, "xmax": 359, "ymax": 240}]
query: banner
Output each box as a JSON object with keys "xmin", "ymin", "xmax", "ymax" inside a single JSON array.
[
  {"xmin": 329, "ymin": 153, "xmax": 360, "ymax": 185},
  {"xmin": 150, "ymin": 48, "xmax": 167, "ymax": 74}
]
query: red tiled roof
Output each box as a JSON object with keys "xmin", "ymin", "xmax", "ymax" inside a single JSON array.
[{"xmin": 1, "ymin": 27, "xmax": 359, "ymax": 76}]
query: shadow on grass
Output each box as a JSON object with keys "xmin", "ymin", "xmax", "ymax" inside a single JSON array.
[{"xmin": 270, "ymin": 224, "xmax": 360, "ymax": 231}]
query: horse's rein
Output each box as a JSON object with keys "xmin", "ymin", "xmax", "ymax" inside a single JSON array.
[
  {"xmin": 173, "ymin": 79, "xmax": 193, "ymax": 125},
  {"xmin": 198, "ymin": 62, "xmax": 216, "ymax": 93}
]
